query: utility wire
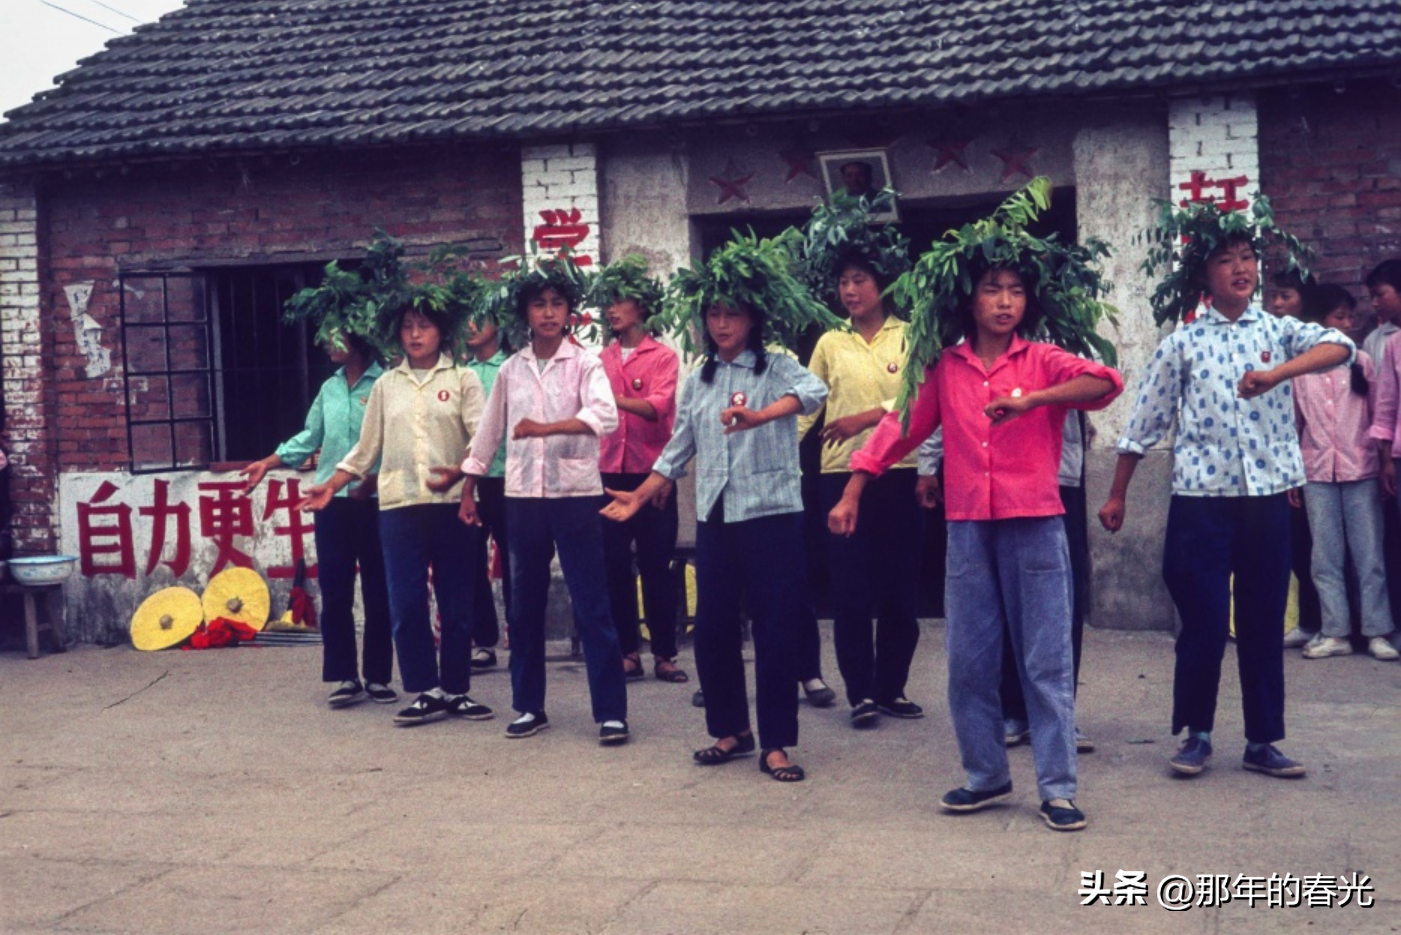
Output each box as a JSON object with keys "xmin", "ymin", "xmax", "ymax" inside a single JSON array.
[
  {"xmin": 37, "ymin": 0, "xmax": 123, "ymax": 34},
  {"xmin": 83, "ymin": 0, "xmax": 142, "ymax": 24}
]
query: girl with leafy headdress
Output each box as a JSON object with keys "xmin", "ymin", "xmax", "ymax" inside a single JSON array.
[
  {"xmin": 602, "ymin": 231, "xmax": 836, "ymax": 782},
  {"xmin": 793, "ymin": 196, "xmax": 926, "ymax": 728},
  {"xmin": 1100, "ymin": 196, "xmax": 1353, "ymax": 781},
  {"xmin": 588, "ymin": 256, "xmax": 688, "ymax": 684},
  {"xmin": 459, "ymin": 252, "xmax": 631, "ymax": 745},
  {"xmin": 832, "ymin": 179, "xmax": 1123, "ymax": 830},
  {"xmin": 299, "ymin": 249, "xmax": 493, "ymax": 728},
  {"xmin": 241, "ymin": 252, "xmax": 395, "ymax": 711}
]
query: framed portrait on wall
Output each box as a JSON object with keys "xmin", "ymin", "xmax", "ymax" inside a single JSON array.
[{"xmin": 818, "ymin": 150, "xmax": 898, "ymax": 223}]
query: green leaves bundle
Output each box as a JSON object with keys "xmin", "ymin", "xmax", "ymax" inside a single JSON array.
[
  {"xmin": 890, "ymin": 177, "xmax": 1118, "ymax": 425},
  {"xmin": 586, "ymin": 255, "xmax": 666, "ymax": 334},
  {"xmin": 1139, "ymin": 194, "xmax": 1313, "ymax": 327},
  {"xmin": 659, "ymin": 229, "xmax": 846, "ymax": 356},
  {"xmin": 478, "ymin": 247, "xmax": 592, "ymax": 348},
  {"xmin": 281, "ymin": 229, "xmax": 408, "ymax": 359},
  {"xmin": 795, "ymin": 190, "xmax": 912, "ymax": 314}
]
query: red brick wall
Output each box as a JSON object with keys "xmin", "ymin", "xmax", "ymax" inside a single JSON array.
[
  {"xmin": 6, "ymin": 144, "xmax": 522, "ymax": 553},
  {"xmin": 1258, "ymin": 79, "xmax": 1401, "ymax": 297},
  {"xmin": 49, "ymin": 145, "xmax": 521, "ymax": 462}
]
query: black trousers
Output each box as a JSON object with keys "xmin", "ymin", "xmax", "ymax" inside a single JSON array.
[
  {"xmin": 601, "ymin": 471, "xmax": 680, "ymax": 659},
  {"xmin": 314, "ymin": 497, "xmax": 393, "ymax": 685},
  {"xmin": 469, "ymin": 477, "xmax": 510, "ymax": 648}
]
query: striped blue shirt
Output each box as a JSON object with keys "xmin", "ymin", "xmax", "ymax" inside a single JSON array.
[
  {"xmin": 275, "ymin": 362, "xmax": 383, "ymax": 496},
  {"xmin": 1117, "ymin": 305, "xmax": 1353, "ymax": 497},
  {"xmin": 652, "ymin": 350, "xmax": 827, "ymax": 523}
]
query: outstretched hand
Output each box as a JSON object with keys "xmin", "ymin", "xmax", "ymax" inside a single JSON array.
[
  {"xmin": 297, "ymin": 484, "xmax": 334, "ymax": 513},
  {"xmin": 238, "ymin": 460, "xmax": 269, "ymax": 492},
  {"xmin": 600, "ymin": 487, "xmax": 645, "ymax": 523}
]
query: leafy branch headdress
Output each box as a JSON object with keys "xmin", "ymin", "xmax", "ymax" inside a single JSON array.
[
  {"xmin": 890, "ymin": 177, "xmax": 1118, "ymax": 423},
  {"xmin": 281, "ymin": 229, "xmax": 407, "ymax": 359},
  {"xmin": 586, "ymin": 255, "xmax": 666, "ymax": 333},
  {"xmin": 478, "ymin": 246, "xmax": 593, "ymax": 348},
  {"xmin": 1139, "ymin": 194, "xmax": 1313, "ymax": 327},
  {"xmin": 796, "ymin": 190, "xmax": 912, "ymax": 314},
  {"xmin": 659, "ymin": 229, "xmax": 847, "ymax": 356}
]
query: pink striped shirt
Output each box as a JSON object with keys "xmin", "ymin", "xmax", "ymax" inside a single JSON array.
[
  {"xmin": 598, "ymin": 335, "xmax": 678, "ymax": 474},
  {"xmin": 461, "ymin": 340, "xmax": 619, "ymax": 498}
]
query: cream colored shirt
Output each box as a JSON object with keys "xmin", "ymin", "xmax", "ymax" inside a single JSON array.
[
  {"xmin": 799, "ymin": 317, "xmax": 917, "ymax": 474},
  {"xmin": 338, "ymin": 354, "xmax": 485, "ymax": 510}
]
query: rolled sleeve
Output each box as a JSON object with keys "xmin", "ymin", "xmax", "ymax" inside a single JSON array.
[
  {"xmin": 1285, "ymin": 319, "xmax": 1356, "ymax": 367},
  {"xmin": 575, "ymin": 356, "xmax": 620, "ymax": 438},
  {"xmin": 462, "ymin": 369, "xmax": 508, "ymax": 476},
  {"xmin": 1117, "ymin": 338, "xmax": 1182, "ymax": 455},
  {"xmin": 275, "ymin": 384, "xmax": 326, "ymax": 469},
  {"xmin": 775, "ymin": 355, "xmax": 828, "ymax": 415},
  {"xmin": 850, "ymin": 370, "xmax": 940, "ymax": 476}
]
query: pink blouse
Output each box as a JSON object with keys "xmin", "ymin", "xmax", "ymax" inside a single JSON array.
[
  {"xmin": 598, "ymin": 336, "xmax": 678, "ymax": 474},
  {"xmin": 1295, "ymin": 352, "xmax": 1379, "ymax": 483}
]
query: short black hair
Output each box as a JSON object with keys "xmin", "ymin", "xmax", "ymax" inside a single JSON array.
[
  {"xmin": 833, "ymin": 247, "xmax": 893, "ymax": 293},
  {"xmin": 1365, "ymin": 258, "xmax": 1401, "ymax": 293},
  {"xmin": 1302, "ymin": 283, "xmax": 1356, "ymax": 322},
  {"xmin": 953, "ymin": 264, "xmax": 1045, "ymax": 342}
]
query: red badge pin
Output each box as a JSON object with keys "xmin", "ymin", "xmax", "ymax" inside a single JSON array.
[
  {"xmin": 729, "ymin": 391, "xmax": 747, "ymax": 408},
  {"xmin": 437, "ymin": 390, "xmax": 451, "ymax": 402},
  {"xmin": 887, "ymin": 362, "xmax": 898, "ymax": 374},
  {"xmin": 1261, "ymin": 351, "xmax": 1272, "ymax": 364},
  {"xmin": 631, "ymin": 378, "xmax": 643, "ymax": 391}
]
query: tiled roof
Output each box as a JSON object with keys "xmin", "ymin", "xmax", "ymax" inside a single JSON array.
[{"xmin": 1, "ymin": 0, "xmax": 1398, "ymax": 169}]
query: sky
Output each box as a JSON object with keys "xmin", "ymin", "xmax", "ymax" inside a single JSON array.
[{"xmin": 0, "ymin": 0, "xmax": 188, "ymax": 118}]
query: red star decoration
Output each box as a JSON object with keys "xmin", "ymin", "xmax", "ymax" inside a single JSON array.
[
  {"xmin": 928, "ymin": 139, "xmax": 972, "ymax": 172},
  {"xmin": 991, "ymin": 145, "xmax": 1039, "ymax": 182},
  {"xmin": 710, "ymin": 160, "xmax": 755, "ymax": 205},
  {"xmin": 779, "ymin": 150, "xmax": 818, "ymax": 183}
]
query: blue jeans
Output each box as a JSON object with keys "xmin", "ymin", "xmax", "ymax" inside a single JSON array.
[
  {"xmin": 1163, "ymin": 494, "xmax": 1289, "ymax": 743},
  {"xmin": 507, "ymin": 496, "xmax": 627, "ymax": 723},
  {"xmin": 694, "ymin": 509, "xmax": 804, "ymax": 751},
  {"xmin": 1304, "ymin": 479, "xmax": 1394, "ymax": 638},
  {"xmin": 945, "ymin": 517, "xmax": 1076, "ymax": 802},
  {"xmin": 315, "ymin": 497, "xmax": 393, "ymax": 685},
  {"xmin": 821, "ymin": 471, "xmax": 923, "ymax": 706},
  {"xmin": 379, "ymin": 504, "xmax": 479, "ymax": 695}
]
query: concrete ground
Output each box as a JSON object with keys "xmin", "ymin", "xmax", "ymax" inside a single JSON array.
[{"xmin": 3, "ymin": 623, "xmax": 1399, "ymax": 935}]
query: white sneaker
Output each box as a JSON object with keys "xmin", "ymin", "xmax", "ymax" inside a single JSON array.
[
  {"xmin": 1282, "ymin": 627, "xmax": 1314, "ymax": 649},
  {"xmin": 1301, "ymin": 636, "xmax": 1353, "ymax": 659},
  {"xmin": 1368, "ymin": 636, "xmax": 1400, "ymax": 661}
]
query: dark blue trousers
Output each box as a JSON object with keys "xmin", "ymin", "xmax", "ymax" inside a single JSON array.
[
  {"xmin": 821, "ymin": 471, "xmax": 924, "ymax": 706},
  {"xmin": 694, "ymin": 509, "xmax": 804, "ymax": 750},
  {"xmin": 379, "ymin": 503, "xmax": 478, "ymax": 695},
  {"xmin": 506, "ymin": 496, "xmax": 627, "ymax": 723},
  {"xmin": 469, "ymin": 477, "xmax": 510, "ymax": 648},
  {"xmin": 315, "ymin": 497, "xmax": 393, "ymax": 685},
  {"xmin": 602, "ymin": 472, "xmax": 680, "ymax": 659},
  {"xmin": 1163, "ymin": 494, "xmax": 1290, "ymax": 743}
]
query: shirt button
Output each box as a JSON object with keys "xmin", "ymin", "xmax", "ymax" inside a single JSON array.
[
  {"xmin": 983, "ymin": 381, "xmax": 989, "ymax": 387},
  {"xmin": 982, "ymin": 442, "xmax": 988, "ymax": 448}
]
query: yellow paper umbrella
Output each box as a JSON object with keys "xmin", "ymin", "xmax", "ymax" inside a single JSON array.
[
  {"xmin": 201, "ymin": 567, "xmax": 271, "ymax": 632},
  {"xmin": 130, "ymin": 586, "xmax": 203, "ymax": 651}
]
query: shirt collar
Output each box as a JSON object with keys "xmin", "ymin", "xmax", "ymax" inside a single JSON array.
[
  {"xmin": 611, "ymin": 334, "xmax": 661, "ymax": 358},
  {"xmin": 1199, "ymin": 304, "xmax": 1262, "ymax": 326},
  {"xmin": 716, "ymin": 349, "xmax": 758, "ymax": 370},
  {"xmin": 395, "ymin": 353, "xmax": 454, "ymax": 376},
  {"xmin": 520, "ymin": 339, "xmax": 583, "ymax": 364},
  {"xmin": 348, "ymin": 361, "xmax": 384, "ymax": 388},
  {"xmin": 948, "ymin": 333, "xmax": 1030, "ymax": 368}
]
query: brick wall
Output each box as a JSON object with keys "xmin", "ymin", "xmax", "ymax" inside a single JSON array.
[
  {"xmin": 0, "ymin": 180, "xmax": 57, "ymax": 553},
  {"xmin": 1168, "ymin": 93, "xmax": 1260, "ymax": 215},
  {"xmin": 1258, "ymin": 80, "xmax": 1401, "ymax": 295},
  {"xmin": 521, "ymin": 143, "xmax": 600, "ymax": 267},
  {"xmin": 5, "ymin": 144, "xmax": 523, "ymax": 552}
]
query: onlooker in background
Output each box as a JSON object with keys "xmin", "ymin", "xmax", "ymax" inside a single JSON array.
[{"xmin": 1292, "ymin": 285, "xmax": 1398, "ymax": 661}]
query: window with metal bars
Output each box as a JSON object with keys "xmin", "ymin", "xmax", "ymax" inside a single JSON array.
[{"xmin": 119, "ymin": 265, "xmax": 331, "ymax": 473}]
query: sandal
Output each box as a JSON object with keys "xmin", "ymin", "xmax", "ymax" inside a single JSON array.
[
  {"xmin": 760, "ymin": 749, "xmax": 806, "ymax": 783},
  {"xmin": 654, "ymin": 657, "xmax": 690, "ymax": 683},
  {"xmin": 622, "ymin": 652, "xmax": 645, "ymax": 679},
  {"xmin": 693, "ymin": 733, "xmax": 756, "ymax": 765}
]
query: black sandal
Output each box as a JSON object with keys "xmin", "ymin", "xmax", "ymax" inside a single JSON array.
[
  {"xmin": 622, "ymin": 652, "xmax": 645, "ymax": 679},
  {"xmin": 760, "ymin": 748, "xmax": 806, "ymax": 782},
  {"xmin": 654, "ymin": 657, "xmax": 690, "ymax": 683},
  {"xmin": 693, "ymin": 733, "xmax": 756, "ymax": 765}
]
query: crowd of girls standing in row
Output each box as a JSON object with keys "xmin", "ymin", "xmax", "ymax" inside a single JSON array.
[{"xmin": 244, "ymin": 178, "xmax": 1393, "ymax": 833}]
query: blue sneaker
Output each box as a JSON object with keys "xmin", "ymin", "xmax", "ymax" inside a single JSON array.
[
  {"xmin": 1169, "ymin": 737, "xmax": 1212, "ymax": 775},
  {"xmin": 1242, "ymin": 744, "xmax": 1306, "ymax": 778}
]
